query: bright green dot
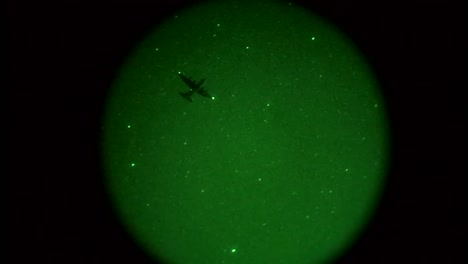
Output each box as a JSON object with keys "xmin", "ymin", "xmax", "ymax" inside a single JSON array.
[
  {"xmin": 130, "ymin": 163, "xmax": 135, "ymax": 167},
  {"xmin": 231, "ymin": 248, "xmax": 237, "ymax": 253},
  {"xmin": 127, "ymin": 125, "xmax": 131, "ymax": 128},
  {"xmin": 211, "ymin": 96, "xmax": 215, "ymax": 100},
  {"xmin": 311, "ymin": 36, "xmax": 316, "ymax": 40}
]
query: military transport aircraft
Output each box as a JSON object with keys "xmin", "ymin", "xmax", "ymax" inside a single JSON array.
[{"xmin": 178, "ymin": 72, "xmax": 214, "ymax": 102}]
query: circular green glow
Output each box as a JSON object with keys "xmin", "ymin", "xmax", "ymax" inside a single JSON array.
[{"xmin": 101, "ymin": 1, "xmax": 388, "ymax": 263}]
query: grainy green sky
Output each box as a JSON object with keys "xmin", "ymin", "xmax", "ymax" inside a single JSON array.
[{"xmin": 101, "ymin": 0, "xmax": 388, "ymax": 263}]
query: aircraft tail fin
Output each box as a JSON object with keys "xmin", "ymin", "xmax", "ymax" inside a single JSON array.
[{"xmin": 179, "ymin": 91, "xmax": 193, "ymax": 102}]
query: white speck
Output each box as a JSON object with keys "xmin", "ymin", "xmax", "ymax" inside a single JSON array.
[
  {"xmin": 374, "ymin": 104, "xmax": 378, "ymax": 108},
  {"xmin": 258, "ymin": 178, "xmax": 262, "ymax": 181},
  {"xmin": 216, "ymin": 23, "xmax": 220, "ymax": 27},
  {"xmin": 362, "ymin": 136, "xmax": 366, "ymax": 140},
  {"xmin": 305, "ymin": 215, "xmax": 310, "ymax": 219},
  {"xmin": 213, "ymin": 34, "xmax": 217, "ymax": 37},
  {"xmin": 311, "ymin": 37, "xmax": 315, "ymax": 40},
  {"xmin": 331, "ymin": 210, "xmax": 335, "ymax": 214},
  {"xmin": 345, "ymin": 168, "xmax": 349, "ymax": 172},
  {"xmin": 155, "ymin": 48, "xmax": 159, "ymax": 51},
  {"xmin": 329, "ymin": 190, "xmax": 333, "ymax": 193},
  {"xmin": 201, "ymin": 189, "xmax": 205, "ymax": 193},
  {"xmin": 183, "ymin": 142, "xmax": 187, "ymax": 145},
  {"xmin": 266, "ymin": 103, "xmax": 270, "ymax": 107},
  {"xmin": 246, "ymin": 46, "xmax": 249, "ymax": 49},
  {"xmin": 146, "ymin": 203, "xmax": 150, "ymax": 207}
]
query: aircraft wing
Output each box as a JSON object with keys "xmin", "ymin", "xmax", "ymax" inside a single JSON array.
[
  {"xmin": 196, "ymin": 78, "xmax": 206, "ymax": 87},
  {"xmin": 196, "ymin": 88, "xmax": 212, "ymax": 99},
  {"xmin": 178, "ymin": 73, "xmax": 197, "ymax": 89}
]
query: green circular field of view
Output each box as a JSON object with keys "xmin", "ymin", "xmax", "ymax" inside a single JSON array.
[{"xmin": 101, "ymin": 1, "xmax": 389, "ymax": 263}]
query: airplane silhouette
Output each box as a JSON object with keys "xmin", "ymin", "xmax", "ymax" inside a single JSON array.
[{"xmin": 178, "ymin": 72, "xmax": 214, "ymax": 102}]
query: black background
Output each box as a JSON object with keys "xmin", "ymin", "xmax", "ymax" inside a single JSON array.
[{"xmin": 5, "ymin": 0, "xmax": 465, "ymax": 263}]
